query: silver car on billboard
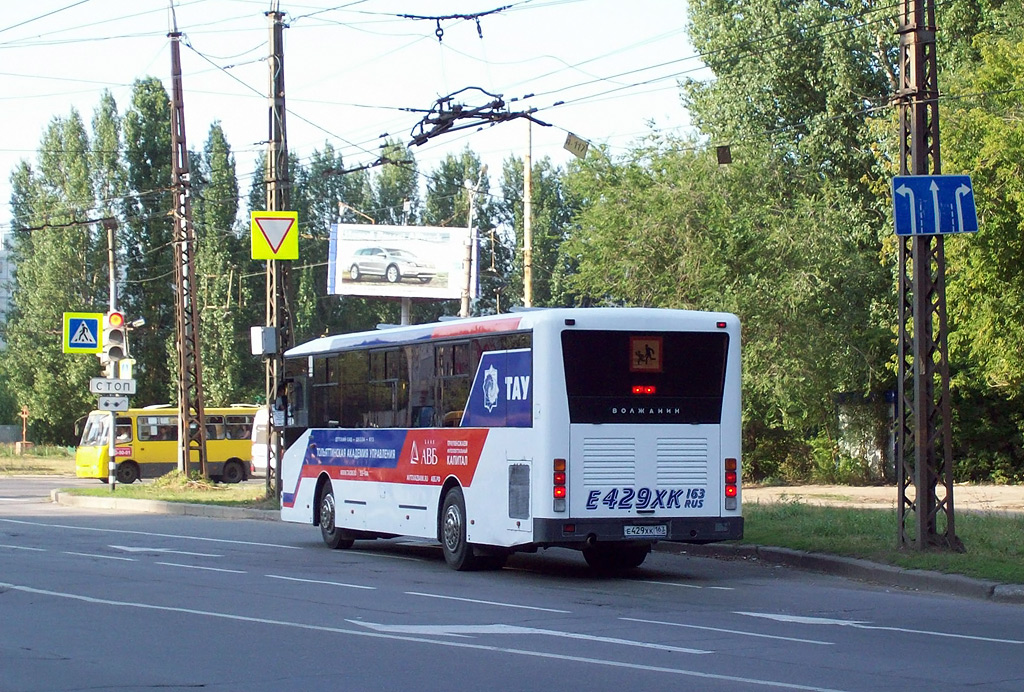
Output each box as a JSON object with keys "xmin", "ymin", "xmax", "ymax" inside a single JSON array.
[{"xmin": 347, "ymin": 246, "xmax": 436, "ymax": 283}]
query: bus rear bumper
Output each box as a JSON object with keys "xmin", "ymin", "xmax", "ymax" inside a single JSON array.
[{"xmin": 532, "ymin": 516, "xmax": 743, "ymax": 546}]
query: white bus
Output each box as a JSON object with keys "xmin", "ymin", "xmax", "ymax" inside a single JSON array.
[{"xmin": 279, "ymin": 308, "xmax": 742, "ymax": 571}]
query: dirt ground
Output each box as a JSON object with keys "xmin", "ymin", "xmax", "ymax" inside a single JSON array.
[{"xmin": 744, "ymin": 484, "xmax": 1024, "ymax": 513}]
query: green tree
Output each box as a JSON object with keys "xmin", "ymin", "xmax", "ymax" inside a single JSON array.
[
  {"xmin": 423, "ymin": 148, "xmax": 495, "ymax": 315},
  {"xmin": 369, "ymin": 139, "xmax": 419, "ymax": 225},
  {"xmin": 683, "ymin": 0, "xmax": 893, "ymax": 188},
  {"xmin": 562, "ymin": 137, "xmax": 890, "ymax": 480},
  {"xmin": 940, "ymin": 25, "xmax": 1024, "ymax": 481},
  {"xmin": 192, "ymin": 122, "xmax": 251, "ymax": 405},
  {"xmin": 498, "ymin": 155, "xmax": 573, "ymax": 309},
  {"xmin": 90, "ymin": 90, "xmax": 124, "ymax": 217},
  {"xmin": 120, "ymin": 78, "xmax": 175, "ymax": 406},
  {"xmin": 292, "ymin": 143, "xmax": 370, "ymax": 342},
  {"xmin": 2, "ymin": 111, "xmax": 105, "ymax": 443}
]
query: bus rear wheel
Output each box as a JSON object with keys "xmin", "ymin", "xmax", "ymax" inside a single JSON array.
[
  {"xmin": 440, "ymin": 487, "xmax": 479, "ymax": 570},
  {"xmin": 115, "ymin": 462, "xmax": 139, "ymax": 485},
  {"xmin": 319, "ymin": 487, "xmax": 354, "ymax": 550},
  {"xmin": 221, "ymin": 460, "xmax": 244, "ymax": 484}
]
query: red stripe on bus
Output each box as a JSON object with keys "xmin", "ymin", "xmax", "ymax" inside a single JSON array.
[
  {"xmin": 430, "ymin": 317, "xmax": 522, "ymax": 339},
  {"xmin": 284, "ymin": 429, "xmax": 490, "ymax": 507}
]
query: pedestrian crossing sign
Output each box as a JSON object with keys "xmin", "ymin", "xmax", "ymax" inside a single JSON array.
[{"xmin": 63, "ymin": 312, "xmax": 103, "ymax": 354}]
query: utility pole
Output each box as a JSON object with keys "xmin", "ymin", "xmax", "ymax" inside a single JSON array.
[
  {"xmin": 265, "ymin": 4, "xmax": 292, "ymax": 498},
  {"xmin": 895, "ymin": 0, "xmax": 960, "ymax": 550},
  {"xmin": 523, "ymin": 121, "xmax": 533, "ymax": 308},
  {"xmin": 460, "ymin": 165, "xmax": 486, "ymax": 318},
  {"xmin": 169, "ymin": 23, "xmax": 208, "ymax": 477}
]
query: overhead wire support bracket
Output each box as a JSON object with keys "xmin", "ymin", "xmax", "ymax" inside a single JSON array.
[
  {"xmin": 398, "ymin": 5, "xmax": 513, "ymax": 41},
  {"xmin": 408, "ymin": 87, "xmax": 550, "ymax": 147}
]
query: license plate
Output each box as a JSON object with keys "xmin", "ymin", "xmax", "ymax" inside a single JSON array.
[{"xmin": 624, "ymin": 524, "xmax": 667, "ymax": 538}]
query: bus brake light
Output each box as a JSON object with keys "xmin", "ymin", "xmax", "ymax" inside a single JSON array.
[
  {"xmin": 632, "ymin": 385, "xmax": 656, "ymax": 395},
  {"xmin": 553, "ymin": 459, "xmax": 567, "ymax": 510},
  {"xmin": 724, "ymin": 458, "xmax": 738, "ymax": 509}
]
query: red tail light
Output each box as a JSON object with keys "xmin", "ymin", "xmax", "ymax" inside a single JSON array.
[
  {"xmin": 631, "ymin": 385, "xmax": 656, "ymax": 395},
  {"xmin": 553, "ymin": 459, "xmax": 567, "ymax": 510},
  {"xmin": 724, "ymin": 458, "xmax": 738, "ymax": 509}
]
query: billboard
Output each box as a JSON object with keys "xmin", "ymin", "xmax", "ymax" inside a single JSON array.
[{"xmin": 327, "ymin": 223, "xmax": 475, "ymax": 300}]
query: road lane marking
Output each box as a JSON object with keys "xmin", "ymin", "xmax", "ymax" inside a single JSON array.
[
  {"xmin": 63, "ymin": 551, "xmax": 135, "ymax": 561},
  {"xmin": 267, "ymin": 574, "xmax": 376, "ymax": 590},
  {"xmin": 639, "ymin": 579, "xmax": 735, "ymax": 591},
  {"xmin": 349, "ymin": 621, "xmax": 712, "ymax": 654},
  {"xmin": 0, "ymin": 518, "xmax": 301, "ymax": 550},
  {"xmin": 620, "ymin": 617, "xmax": 834, "ymax": 646},
  {"xmin": 156, "ymin": 562, "xmax": 246, "ymax": 574},
  {"xmin": 736, "ymin": 612, "xmax": 1024, "ymax": 645},
  {"xmin": 0, "ymin": 544, "xmax": 46, "ymax": 551},
  {"xmin": 110, "ymin": 545, "xmax": 223, "ymax": 557},
  {"xmin": 406, "ymin": 591, "xmax": 570, "ymax": 613},
  {"xmin": 0, "ymin": 580, "xmax": 855, "ymax": 692}
]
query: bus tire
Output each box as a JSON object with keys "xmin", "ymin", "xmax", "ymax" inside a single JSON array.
[
  {"xmin": 319, "ymin": 486, "xmax": 354, "ymax": 550},
  {"xmin": 221, "ymin": 460, "xmax": 245, "ymax": 484},
  {"xmin": 440, "ymin": 487, "xmax": 479, "ymax": 571},
  {"xmin": 115, "ymin": 462, "xmax": 139, "ymax": 485},
  {"xmin": 582, "ymin": 543, "xmax": 650, "ymax": 571}
]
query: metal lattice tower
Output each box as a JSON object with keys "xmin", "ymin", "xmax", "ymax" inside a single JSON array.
[
  {"xmin": 265, "ymin": 7, "xmax": 293, "ymax": 498},
  {"xmin": 170, "ymin": 30, "xmax": 209, "ymax": 476},
  {"xmin": 895, "ymin": 0, "xmax": 960, "ymax": 550}
]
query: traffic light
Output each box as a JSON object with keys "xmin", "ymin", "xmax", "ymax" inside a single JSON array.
[{"xmin": 103, "ymin": 311, "xmax": 127, "ymax": 362}]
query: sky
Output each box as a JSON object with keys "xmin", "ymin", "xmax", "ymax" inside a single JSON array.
[{"xmin": 0, "ymin": 0, "xmax": 710, "ymax": 236}]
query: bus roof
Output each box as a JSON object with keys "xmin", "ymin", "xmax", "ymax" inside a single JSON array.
[{"xmin": 285, "ymin": 307, "xmax": 739, "ymax": 359}]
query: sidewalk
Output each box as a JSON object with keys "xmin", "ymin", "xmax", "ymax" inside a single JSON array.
[{"xmin": 50, "ymin": 486, "xmax": 1024, "ymax": 605}]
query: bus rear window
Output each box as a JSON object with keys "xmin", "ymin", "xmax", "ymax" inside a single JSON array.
[{"xmin": 561, "ymin": 330, "xmax": 729, "ymax": 424}]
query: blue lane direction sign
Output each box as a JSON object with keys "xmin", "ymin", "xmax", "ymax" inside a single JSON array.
[
  {"xmin": 63, "ymin": 312, "xmax": 103, "ymax": 354},
  {"xmin": 892, "ymin": 175, "xmax": 978, "ymax": 236}
]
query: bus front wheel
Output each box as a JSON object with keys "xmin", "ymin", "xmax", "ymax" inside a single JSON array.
[
  {"xmin": 319, "ymin": 487, "xmax": 354, "ymax": 549},
  {"xmin": 115, "ymin": 462, "xmax": 139, "ymax": 485}
]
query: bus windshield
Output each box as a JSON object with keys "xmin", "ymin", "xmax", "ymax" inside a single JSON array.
[{"xmin": 79, "ymin": 413, "xmax": 109, "ymax": 447}]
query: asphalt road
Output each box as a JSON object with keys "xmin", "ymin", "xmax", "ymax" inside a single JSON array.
[{"xmin": 2, "ymin": 476, "xmax": 1023, "ymax": 692}]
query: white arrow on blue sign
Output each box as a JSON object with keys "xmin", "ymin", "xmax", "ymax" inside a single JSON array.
[{"xmin": 892, "ymin": 175, "xmax": 978, "ymax": 236}]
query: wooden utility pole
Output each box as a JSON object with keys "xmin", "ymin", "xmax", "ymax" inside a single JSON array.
[
  {"xmin": 895, "ymin": 0, "xmax": 960, "ymax": 550},
  {"xmin": 169, "ymin": 25, "xmax": 208, "ymax": 477},
  {"xmin": 265, "ymin": 5, "xmax": 292, "ymax": 498}
]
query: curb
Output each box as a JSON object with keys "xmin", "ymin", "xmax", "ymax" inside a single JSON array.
[
  {"xmin": 657, "ymin": 542, "xmax": 1024, "ymax": 604},
  {"xmin": 50, "ymin": 490, "xmax": 279, "ymax": 521},
  {"xmin": 51, "ymin": 491, "xmax": 1023, "ymax": 604}
]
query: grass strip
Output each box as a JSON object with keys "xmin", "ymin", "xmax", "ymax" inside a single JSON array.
[
  {"xmin": 743, "ymin": 501, "xmax": 1024, "ymax": 584},
  {"xmin": 65, "ymin": 471, "xmax": 278, "ymax": 510}
]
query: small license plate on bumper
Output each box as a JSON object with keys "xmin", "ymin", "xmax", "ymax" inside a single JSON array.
[{"xmin": 624, "ymin": 524, "xmax": 667, "ymax": 538}]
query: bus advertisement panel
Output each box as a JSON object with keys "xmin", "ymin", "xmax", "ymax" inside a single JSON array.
[
  {"xmin": 76, "ymin": 406, "xmax": 258, "ymax": 484},
  {"xmin": 278, "ymin": 308, "xmax": 742, "ymax": 571}
]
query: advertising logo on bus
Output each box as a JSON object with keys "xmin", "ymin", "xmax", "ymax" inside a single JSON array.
[{"xmin": 462, "ymin": 349, "xmax": 532, "ymax": 427}]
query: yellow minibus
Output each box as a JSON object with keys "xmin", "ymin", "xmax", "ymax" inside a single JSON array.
[{"xmin": 75, "ymin": 405, "xmax": 258, "ymax": 484}]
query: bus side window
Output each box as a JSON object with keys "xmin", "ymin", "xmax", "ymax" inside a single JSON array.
[
  {"xmin": 115, "ymin": 417, "xmax": 132, "ymax": 443},
  {"xmin": 206, "ymin": 415, "xmax": 225, "ymax": 441},
  {"xmin": 226, "ymin": 415, "xmax": 251, "ymax": 439},
  {"xmin": 412, "ymin": 406, "xmax": 434, "ymax": 428}
]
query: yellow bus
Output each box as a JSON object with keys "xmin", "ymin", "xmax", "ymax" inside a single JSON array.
[{"xmin": 75, "ymin": 405, "xmax": 259, "ymax": 484}]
